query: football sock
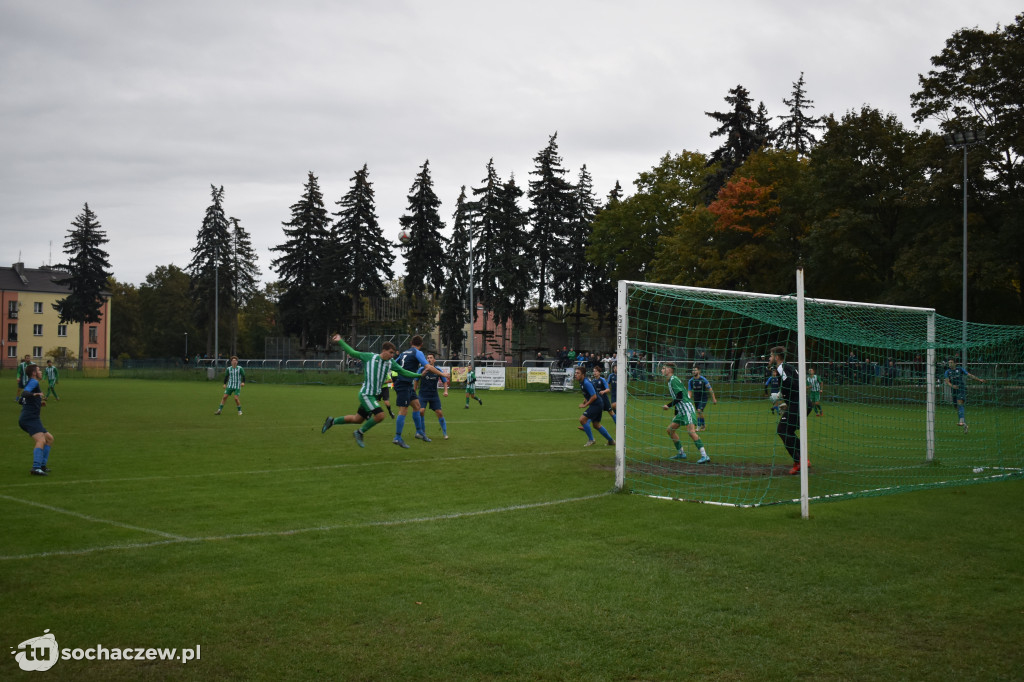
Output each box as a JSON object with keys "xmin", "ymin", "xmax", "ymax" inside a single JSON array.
[
  {"xmin": 610, "ymin": 413, "xmax": 616, "ymax": 423},
  {"xmin": 33, "ymin": 447, "xmax": 44, "ymax": 469},
  {"xmin": 439, "ymin": 417, "xmax": 447, "ymax": 436},
  {"xmin": 360, "ymin": 419, "xmax": 377, "ymax": 433},
  {"xmin": 698, "ymin": 417, "xmax": 705, "ymax": 428},
  {"xmin": 673, "ymin": 438, "xmax": 683, "ymax": 453},
  {"xmin": 582, "ymin": 422, "xmax": 594, "ymax": 440},
  {"xmin": 413, "ymin": 412, "xmax": 425, "ymax": 433},
  {"xmin": 957, "ymin": 405, "xmax": 965, "ymax": 421},
  {"xmin": 42, "ymin": 445, "xmax": 51, "ymax": 465},
  {"xmin": 395, "ymin": 414, "xmax": 406, "ymax": 436},
  {"xmin": 597, "ymin": 426, "xmax": 613, "ymax": 443},
  {"xmin": 694, "ymin": 438, "xmax": 705, "ymax": 451}
]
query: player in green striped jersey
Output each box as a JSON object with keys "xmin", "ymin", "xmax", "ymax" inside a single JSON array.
[
  {"xmin": 806, "ymin": 367, "xmax": 823, "ymax": 416},
  {"xmin": 322, "ymin": 335, "xmax": 423, "ymax": 448},
  {"xmin": 464, "ymin": 364, "xmax": 483, "ymax": 408},
  {"xmin": 661, "ymin": 363, "xmax": 710, "ymax": 463},
  {"xmin": 43, "ymin": 360, "xmax": 60, "ymax": 401},
  {"xmin": 15, "ymin": 354, "xmax": 31, "ymax": 402},
  {"xmin": 215, "ymin": 356, "xmax": 246, "ymax": 415}
]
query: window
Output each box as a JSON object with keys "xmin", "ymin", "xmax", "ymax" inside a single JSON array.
[
  {"xmin": 6, "ymin": 346, "xmax": 15, "ymax": 358},
  {"xmin": 33, "ymin": 324, "xmax": 43, "ymax": 336},
  {"xmin": 89, "ymin": 326, "xmax": 98, "ymax": 344},
  {"xmin": 88, "ymin": 348, "xmax": 97, "ymax": 359},
  {"xmin": 6, "ymin": 301, "xmax": 16, "ymax": 319},
  {"xmin": 57, "ymin": 324, "xmax": 67, "ymax": 337},
  {"xmin": 6, "ymin": 323, "xmax": 15, "ymax": 342},
  {"xmin": 33, "ymin": 346, "xmax": 43, "ymax": 358},
  {"xmin": 33, "ymin": 302, "xmax": 43, "ymax": 314}
]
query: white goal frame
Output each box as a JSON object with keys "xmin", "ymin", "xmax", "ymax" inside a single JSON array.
[{"xmin": 615, "ymin": 271, "xmax": 938, "ymax": 518}]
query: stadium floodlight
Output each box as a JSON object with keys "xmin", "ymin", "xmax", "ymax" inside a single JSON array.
[{"xmin": 942, "ymin": 128, "xmax": 986, "ymax": 369}]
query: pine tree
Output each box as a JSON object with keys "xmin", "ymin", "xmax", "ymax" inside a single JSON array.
[
  {"xmin": 227, "ymin": 217, "xmax": 261, "ymax": 355},
  {"xmin": 527, "ymin": 133, "xmax": 575, "ymax": 349},
  {"xmin": 333, "ymin": 164, "xmax": 394, "ymax": 338},
  {"xmin": 271, "ymin": 172, "xmax": 331, "ymax": 350},
  {"xmin": 704, "ymin": 85, "xmax": 761, "ymax": 202},
  {"xmin": 399, "ymin": 160, "xmax": 448, "ymax": 302},
  {"xmin": 775, "ymin": 72, "xmax": 821, "ymax": 156},
  {"xmin": 187, "ymin": 185, "xmax": 233, "ymax": 356},
  {"xmin": 490, "ymin": 174, "xmax": 532, "ymax": 359},
  {"xmin": 439, "ymin": 187, "xmax": 473, "ymax": 359},
  {"xmin": 558, "ymin": 165, "xmax": 598, "ymax": 349},
  {"xmin": 53, "ymin": 202, "xmax": 113, "ymax": 365},
  {"xmin": 469, "ymin": 159, "xmax": 505, "ymax": 349},
  {"xmin": 584, "ymin": 183, "xmax": 621, "ymax": 331}
]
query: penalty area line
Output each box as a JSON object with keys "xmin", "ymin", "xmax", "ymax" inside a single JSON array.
[
  {"xmin": 0, "ymin": 492, "xmax": 612, "ymax": 562},
  {"xmin": 0, "ymin": 493, "xmax": 191, "ymax": 541}
]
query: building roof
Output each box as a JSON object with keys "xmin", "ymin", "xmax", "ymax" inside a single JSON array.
[{"xmin": 0, "ymin": 263, "xmax": 73, "ymax": 294}]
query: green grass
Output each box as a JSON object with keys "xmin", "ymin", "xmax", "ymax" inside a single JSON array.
[{"xmin": 2, "ymin": 379, "xmax": 1023, "ymax": 680}]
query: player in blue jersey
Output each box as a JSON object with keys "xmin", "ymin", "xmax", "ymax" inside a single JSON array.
[
  {"xmin": 607, "ymin": 363, "xmax": 619, "ymax": 420},
  {"xmin": 18, "ymin": 364, "xmax": 55, "ymax": 476},
  {"xmin": 393, "ymin": 335, "xmax": 448, "ymax": 448},
  {"xmin": 575, "ymin": 366, "xmax": 614, "ymax": 447},
  {"xmin": 322, "ymin": 336, "xmax": 422, "ymax": 448},
  {"xmin": 687, "ymin": 366, "xmax": 717, "ymax": 431},
  {"xmin": 417, "ymin": 353, "xmax": 451, "ymax": 439},
  {"xmin": 591, "ymin": 364, "xmax": 616, "ymax": 424},
  {"xmin": 943, "ymin": 358, "xmax": 985, "ymax": 433}
]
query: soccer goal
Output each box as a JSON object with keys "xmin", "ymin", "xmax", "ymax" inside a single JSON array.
[{"xmin": 614, "ymin": 274, "xmax": 1024, "ymax": 511}]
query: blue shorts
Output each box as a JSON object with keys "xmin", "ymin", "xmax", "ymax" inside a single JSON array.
[
  {"xmin": 693, "ymin": 399, "xmax": 708, "ymax": 411},
  {"xmin": 584, "ymin": 404, "xmax": 604, "ymax": 423},
  {"xmin": 19, "ymin": 418, "xmax": 46, "ymax": 436},
  {"xmin": 419, "ymin": 394, "xmax": 442, "ymax": 411},
  {"xmin": 394, "ymin": 383, "xmax": 418, "ymax": 407}
]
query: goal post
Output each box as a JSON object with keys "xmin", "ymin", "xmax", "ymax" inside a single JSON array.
[{"xmin": 614, "ymin": 274, "xmax": 1024, "ymax": 508}]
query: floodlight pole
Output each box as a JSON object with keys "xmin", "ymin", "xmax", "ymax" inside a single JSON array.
[
  {"xmin": 468, "ymin": 230, "xmax": 475, "ymax": 364},
  {"xmin": 942, "ymin": 129, "xmax": 985, "ymax": 370}
]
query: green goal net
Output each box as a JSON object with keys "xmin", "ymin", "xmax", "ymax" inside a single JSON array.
[{"xmin": 615, "ymin": 279, "xmax": 1024, "ymax": 507}]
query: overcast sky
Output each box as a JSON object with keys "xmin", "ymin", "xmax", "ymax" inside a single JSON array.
[{"xmin": 1, "ymin": 1, "xmax": 1019, "ymax": 286}]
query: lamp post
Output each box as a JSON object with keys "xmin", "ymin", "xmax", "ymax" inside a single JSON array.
[
  {"xmin": 467, "ymin": 229, "xmax": 475, "ymax": 364},
  {"xmin": 185, "ymin": 332, "xmax": 188, "ymax": 361},
  {"xmin": 942, "ymin": 129, "xmax": 985, "ymax": 369}
]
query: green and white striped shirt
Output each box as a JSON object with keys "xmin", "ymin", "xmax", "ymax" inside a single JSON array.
[
  {"xmin": 336, "ymin": 338, "xmax": 421, "ymax": 398},
  {"xmin": 223, "ymin": 366, "xmax": 245, "ymax": 390}
]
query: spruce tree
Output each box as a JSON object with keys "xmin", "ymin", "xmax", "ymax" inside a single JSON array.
[
  {"xmin": 228, "ymin": 217, "xmax": 261, "ymax": 355},
  {"xmin": 558, "ymin": 165, "xmax": 598, "ymax": 349},
  {"xmin": 469, "ymin": 159, "xmax": 505, "ymax": 348},
  {"xmin": 490, "ymin": 174, "xmax": 532, "ymax": 359},
  {"xmin": 704, "ymin": 85, "xmax": 761, "ymax": 202},
  {"xmin": 775, "ymin": 72, "xmax": 821, "ymax": 156},
  {"xmin": 187, "ymin": 185, "xmax": 233, "ymax": 356},
  {"xmin": 333, "ymin": 164, "xmax": 394, "ymax": 338},
  {"xmin": 271, "ymin": 172, "xmax": 331, "ymax": 349},
  {"xmin": 399, "ymin": 160, "xmax": 448, "ymax": 302},
  {"xmin": 53, "ymin": 202, "xmax": 113, "ymax": 365},
  {"xmin": 527, "ymin": 133, "xmax": 575, "ymax": 349},
  {"xmin": 439, "ymin": 187, "xmax": 473, "ymax": 359}
]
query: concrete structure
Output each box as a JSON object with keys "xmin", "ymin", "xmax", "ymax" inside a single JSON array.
[{"xmin": 0, "ymin": 262, "xmax": 111, "ymax": 371}]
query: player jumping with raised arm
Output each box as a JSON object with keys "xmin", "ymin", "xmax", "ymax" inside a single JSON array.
[
  {"xmin": 418, "ymin": 353, "xmax": 451, "ymax": 439},
  {"xmin": 322, "ymin": 335, "xmax": 422, "ymax": 447},
  {"xmin": 661, "ymin": 363, "xmax": 710, "ymax": 463}
]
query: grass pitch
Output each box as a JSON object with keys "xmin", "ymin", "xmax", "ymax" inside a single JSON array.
[{"xmin": 2, "ymin": 379, "xmax": 1022, "ymax": 680}]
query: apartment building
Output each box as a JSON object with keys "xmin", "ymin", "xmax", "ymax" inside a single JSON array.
[{"xmin": 0, "ymin": 262, "xmax": 111, "ymax": 371}]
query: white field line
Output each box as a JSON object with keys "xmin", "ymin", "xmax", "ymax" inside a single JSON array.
[
  {"xmin": 0, "ymin": 493, "xmax": 190, "ymax": 540},
  {"xmin": 0, "ymin": 492, "xmax": 612, "ymax": 561},
  {"xmin": 0, "ymin": 449, "xmax": 583, "ymax": 490}
]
